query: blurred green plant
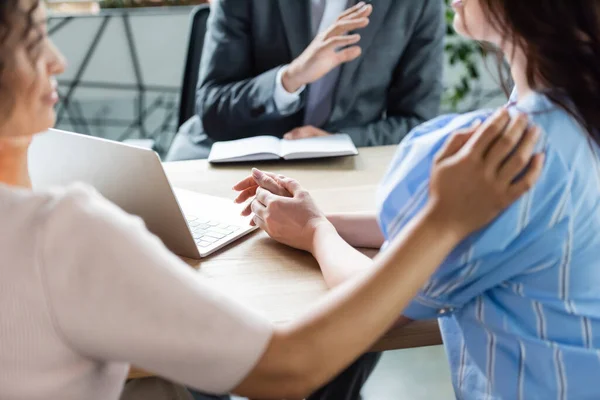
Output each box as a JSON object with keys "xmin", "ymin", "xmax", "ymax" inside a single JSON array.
[{"xmin": 443, "ymin": 0, "xmax": 485, "ymax": 110}]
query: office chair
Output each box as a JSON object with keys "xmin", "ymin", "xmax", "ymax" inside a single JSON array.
[{"xmin": 178, "ymin": 4, "xmax": 211, "ymax": 130}]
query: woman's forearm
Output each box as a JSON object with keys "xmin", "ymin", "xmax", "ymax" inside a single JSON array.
[
  {"xmin": 327, "ymin": 212, "xmax": 385, "ymax": 249},
  {"xmin": 235, "ymin": 207, "xmax": 460, "ymax": 400},
  {"xmin": 311, "ymin": 222, "xmax": 374, "ymax": 288}
]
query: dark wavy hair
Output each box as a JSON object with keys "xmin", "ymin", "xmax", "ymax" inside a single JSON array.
[
  {"xmin": 0, "ymin": 0, "xmax": 40, "ymax": 115},
  {"xmin": 0, "ymin": 0, "xmax": 39, "ymax": 44},
  {"xmin": 481, "ymin": 0, "xmax": 600, "ymax": 146}
]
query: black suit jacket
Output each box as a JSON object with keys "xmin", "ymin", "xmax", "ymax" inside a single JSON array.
[{"xmin": 195, "ymin": 0, "xmax": 445, "ymax": 146}]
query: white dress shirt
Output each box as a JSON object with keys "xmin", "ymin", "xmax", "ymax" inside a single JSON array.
[{"xmin": 274, "ymin": 0, "xmax": 350, "ymax": 116}]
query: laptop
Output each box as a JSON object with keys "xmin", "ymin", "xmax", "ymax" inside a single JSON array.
[{"xmin": 29, "ymin": 129, "xmax": 257, "ymax": 259}]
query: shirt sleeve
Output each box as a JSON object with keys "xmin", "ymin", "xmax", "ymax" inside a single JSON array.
[
  {"xmin": 273, "ymin": 65, "xmax": 305, "ymax": 116},
  {"xmin": 37, "ymin": 185, "xmax": 273, "ymax": 394},
  {"xmin": 378, "ymin": 122, "xmax": 572, "ymax": 320}
]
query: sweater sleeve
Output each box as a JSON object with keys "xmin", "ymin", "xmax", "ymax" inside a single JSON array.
[{"xmin": 37, "ymin": 185, "xmax": 272, "ymax": 395}]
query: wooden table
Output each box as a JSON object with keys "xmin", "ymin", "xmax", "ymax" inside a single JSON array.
[{"xmin": 129, "ymin": 146, "xmax": 441, "ymax": 379}]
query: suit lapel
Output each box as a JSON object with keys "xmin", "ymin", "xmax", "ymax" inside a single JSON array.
[
  {"xmin": 278, "ymin": 0, "xmax": 312, "ymax": 59},
  {"xmin": 331, "ymin": 0, "xmax": 393, "ymax": 118}
]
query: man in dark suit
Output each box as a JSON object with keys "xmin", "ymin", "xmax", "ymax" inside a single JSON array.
[{"xmin": 166, "ymin": 0, "xmax": 445, "ymax": 161}]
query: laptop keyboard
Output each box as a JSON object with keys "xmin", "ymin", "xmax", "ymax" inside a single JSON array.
[{"xmin": 186, "ymin": 216, "xmax": 241, "ymax": 248}]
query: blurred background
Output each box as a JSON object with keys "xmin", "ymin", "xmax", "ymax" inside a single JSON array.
[{"xmin": 45, "ymin": 0, "xmax": 506, "ymax": 157}]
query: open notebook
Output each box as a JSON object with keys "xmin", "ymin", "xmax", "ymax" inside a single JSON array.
[{"xmin": 208, "ymin": 134, "xmax": 358, "ymax": 163}]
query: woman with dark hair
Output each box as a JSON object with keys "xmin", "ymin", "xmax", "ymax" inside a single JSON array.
[
  {"xmin": 236, "ymin": 0, "xmax": 600, "ymax": 399},
  {"xmin": 0, "ymin": 0, "xmax": 541, "ymax": 399}
]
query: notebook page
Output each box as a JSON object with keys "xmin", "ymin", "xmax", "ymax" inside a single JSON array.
[
  {"xmin": 280, "ymin": 134, "xmax": 358, "ymax": 160},
  {"xmin": 208, "ymin": 136, "xmax": 282, "ymax": 163}
]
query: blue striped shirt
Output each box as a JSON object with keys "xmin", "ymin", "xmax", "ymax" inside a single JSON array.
[{"xmin": 376, "ymin": 92, "xmax": 600, "ymax": 399}]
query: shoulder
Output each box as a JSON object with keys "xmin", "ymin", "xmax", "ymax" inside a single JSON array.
[
  {"xmin": 385, "ymin": 0, "xmax": 443, "ymax": 33},
  {"xmin": 389, "ymin": 0, "xmax": 442, "ymax": 18},
  {"xmin": 391, "ymin": 110, "xmax": 492, "ymax": 160},
  {"xmin": 383, "ymin": 110, "xmax": 493, "ymax": 171},
  {"xmin": 377, "ymin": 111, "xmax": 492, "ymax": 234},
  {"xmin": 39, "ymin": 184, "xmax": 147, "ymax": 254},
  {"xmin": 0, "ymin": 183, "xmax": 139, "ymax": 263},
  {"xmin": 23, "ymin": 183, "xmax": 107, "ymax": 226},
  {"xmin": 418, "ymin": 0, "xmax": 444, "ymax": 19},
  {"xmin": 512, "ymin": 92, "xmax": 591, "ymax": 172},
  {"xmin": 44, "ymin": 183, "xmax": 135, "ymax": 225}
]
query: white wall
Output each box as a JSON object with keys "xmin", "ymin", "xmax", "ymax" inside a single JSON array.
[{"xmin": 49, "ymin": 7, "xmax": 192, "ymax": 149}]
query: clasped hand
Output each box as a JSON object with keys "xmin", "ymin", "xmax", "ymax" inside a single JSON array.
[
  {"xmin": 233, "ymin": 169, "xmax": 326, "ymax": 253},
  {"xmin": 233, "ymin": 109, "xmax": 545, "ymax": 252}
]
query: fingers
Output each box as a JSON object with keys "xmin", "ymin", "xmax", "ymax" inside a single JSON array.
[
  {"xmin": 284, "ymin": 126, "xmax": 329, "ymax": 140},
  {"xmin": 284, "ymin": 127, "xmax": 311, "ymax": 140},
  {"xmin": 484, "ymin": 113, "xmax": 529, "ymax": 170},
  {"xmin": 235, "ymin": 186, "xmax": 258, "ymax": 205},
  {"xmin": 234, "ymin": 171, "xmax": 277, "ymax": 205},
  {"xmin": 507, "ymin": 153, "xmax": 545, "ymax": 200},
  {"xmin": 233, "ymin": 170, "xmax": 286, "ymax": 193},
  {"xmin": 323, "ymin": 34, "xmax": 361, "ymax": 51},
  {"xmin": 238, "ymin": 169, "xmax": 292, "ymax": 215},
  {"xmin": 242, "ymin": 202, "xmax": 253, "ymax": 217},
  {"xmin": 468, "ymin": 108, "xmax": 511, "ymax": 158},
  {"xmin": 335, "ymin": 46, "xmax": 362, "ymax": 64},
  {"xmin": 251, "ymin": 213, "xmax": 265, "ymax": 229},
  {"xmin": 239, "ymin": 171, "xmax": 281, "ymax": 216},
  {"xmin": 248, "ymin": 172, "xmax": 303, "ymax": 199},
  {"xmin": 435, "ymin": 134, "xmax": 471, "ymax": 163},
  {"xmin": 337, "ymin": 1, "xmax": 371, "ymax": 21},
  {"xmin": 256, "ymin": 170, "xmax": 292, "ymax": 198},
  {"xmin": 251, "ymin": 168, "xmax": 285, "ymax": 194},
  {"xmin": 232, "ymin": 175, "xmax": 258, "ymax": 191},
  {"xmin": 255, "ymin": 187, "xmax": 274, "ymax": 208},
  {"xmin": 250, "ymin": 198, "xmax": 267, "ymax": 224},
  {"xmin": 434, "ymin": 121, "xmax": 481, "ymax": 162},
  {"xmin": 326, "ymin": 18, "xmax": 370, "ymax": 39},
  {"xmin": 498, "ymin": 125, "xmax": 541, "ymax": 183},
  {"xmin": 279, "ymin": 177, "xmax": 304, "ymax": 196}
]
